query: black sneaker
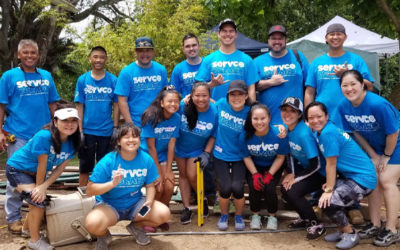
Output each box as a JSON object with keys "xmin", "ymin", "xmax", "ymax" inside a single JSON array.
[
  {"xmin": 359, "ymin": 222, "xmax": 380, "ymax": 239},
  {"xmin": 180, "ymin": 207, "xmax": 192, "ymax": 225},
  {"xmin": 306, "ymin": 221, "xmax": 326, "ymax": 240},
  {"xmin": 288, "ymin": 218, "xmax": 311, "ymax": 229},
  {"xmin": 204, "ymin": 199, "xmax": 209, "ymax": 218},
  {"xmin": 373, "ymin": 228, "xmax": 400, "ymax": 247}
]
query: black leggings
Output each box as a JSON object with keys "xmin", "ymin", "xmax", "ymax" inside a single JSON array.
[
  {"xmin": 214, "ymin": 157, "xmax": 246, "ymax": 199},
  {"xmin": 246, "ymin": 166, "xmax": 283, "ymax": 214},
  {"xmin": 281, "ymin": 172, "xmax": 325, "ymax": 222}
]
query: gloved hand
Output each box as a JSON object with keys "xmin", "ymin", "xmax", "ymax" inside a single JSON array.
[
  {"xmin": 194, "ymin": 151, "xmax": 210, "ymax": 169},
  {"xmin": 80, "ymin": 131, "xmax": 86, "ymax": 149},
  {"xmin": 252, "ymin": 173, "xmax": 264, "ymax": 191},
  {"xmin": 263, "ymin": 172, "xmax": 274, "ymax": 185}
]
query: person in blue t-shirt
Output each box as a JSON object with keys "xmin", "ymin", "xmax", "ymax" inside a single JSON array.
[
  {"xmin": 0, "ymin": 39, "xmax": 60, "ymax": 234},
  {"xmin": 175, "ymin": 82, "xmax": 218, "ymax": 224},
  {"xmin": 242, "ymin": 102, "xmax": 289, "ymax": 231},
  {"xmin": 115, "ymin": 37, "xmax": 168, "ymax": 127},
  {"xmin": 278, "ymin": 97, "xmax": 327, "ymax": 239},
  {"xmin": 85, "ymin": 123, "xmax": 170, "ymax": 248},
  {"xmin": 254, "ymin": 25, "xmax": 309, "ymax": 124},
  {"xmin": 338, "ymin": 70, "xmax": 400, "ymax": 247},
  {"xmin": 140, "ymin": 86, "xmax": 181, "ymax": 231},
  {"xmin": 5, "ymin": 102, "xmax": 80, "ymax": 250},
  {"xmin": 170, "ymin": 33, "xmax": 203, "ymax": 97},
  {"xmin": 213, "ymin": 80, "xmax": 250, "ymax": 231},
  {"xmin": 195, "ymin": 19, "xmax": 258, "ymax": 102},
  {"xmin": 74, "ymin": 46, "xmax": 119, "ymax": 187},
  {"xmin": 305, "ymin": 102, "xmax": 376, "ymax": 250},
  {"xmin": 304, "ymin": 23, "xmax": 374, "ymax": 131}
]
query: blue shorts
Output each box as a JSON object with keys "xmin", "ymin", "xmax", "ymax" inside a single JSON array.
[
  {"xmin": 94, "ymin": 197, "xmax": 146, "ymax": 221},
  {"xmin": 6, "ymin": 165, "xmax": 36, "ymax": 187}
]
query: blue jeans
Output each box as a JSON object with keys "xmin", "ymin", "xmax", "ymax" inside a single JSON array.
[{"xmin": 5, "ymin": 137, "xmax": 27, "ymax": 223}]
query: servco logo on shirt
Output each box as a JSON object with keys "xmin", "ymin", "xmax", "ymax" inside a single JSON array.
[
  {"xmin": 50, "ymin": 146, "xmax": 71, "ymax": 161},
  {"xmin": 220, "ymin": 110, "xmax": 245, "ymax": 132},
  {"xmin": 182, "ymin": 71, "xmax": 198, "ymax": 79},
  {"xmin": 133, "ymin": 75, "xmax": 162, "ymax": 83},
  {"xmin": 317, "ymin": 63, "xmax": 354, "ymax": 79},
  {"xmin": 289, "ymin": 141, "xmax": 302, "ymax": 151},
  {"xmin": 247, "ymin": 143, "xmax": 279, "ymax": 157},
  {"xmin": 212, "ymin": 61, "xmax": 245, "ymax": 68},
  {"xmin": 344, "ymin": 115, "xmax": 378, "ymax": 131},
  {"xmin": 84, "ymin": 85, "xmax": 113, "ymax": 94},
  {"xmin": 114, "ymin": 168, "xmax": 148, "ymax": 187},
  {"xmin": 17, "ymin": 79, "xmax": 50, "ymax": 96}
]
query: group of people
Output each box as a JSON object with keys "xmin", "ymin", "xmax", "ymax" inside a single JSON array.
[{"xmin": 1, "ymin": 17, "xmax": 399, "ymax": 250}]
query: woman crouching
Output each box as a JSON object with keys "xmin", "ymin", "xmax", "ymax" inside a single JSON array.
[{"xmin": 85, "ymin": 123, "xmax": 170, "ymax": 248}]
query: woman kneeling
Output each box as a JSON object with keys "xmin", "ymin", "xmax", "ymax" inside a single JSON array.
[{"xmin": 85, "ymin": 123, "xmax": 170, "ymax": 248}]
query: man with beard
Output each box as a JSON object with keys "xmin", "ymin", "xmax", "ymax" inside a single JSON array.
[
  {"xmin": 170, "ymin": 33, "xmax": 203, "ymax": 97},
  {"xmin": 254, "ymin": 25, "xmax": 309, "ymax": 124}
]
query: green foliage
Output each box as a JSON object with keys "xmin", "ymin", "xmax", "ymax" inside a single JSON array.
[
  {"xmin": 380, "ymin": 55, "xmax": 399, "ymax": 98},
  {"xmin": 54, "ymin": 69, "xmax": 79, "ymax": 101},
  {"xmin": 67, "ymin": 0, "xmax": 208, "ymax": 75}
]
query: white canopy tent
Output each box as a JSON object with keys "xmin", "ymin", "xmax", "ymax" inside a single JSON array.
[{"xmin": 288, "ymin": 16, "xmax": 399, "ymax": 57}]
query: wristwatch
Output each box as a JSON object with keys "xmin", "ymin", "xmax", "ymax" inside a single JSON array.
[{"xmin": 324, "ymin": 187, "xmax": 333, "ymax": 193}]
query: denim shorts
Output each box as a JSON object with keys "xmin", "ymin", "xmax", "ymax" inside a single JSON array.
[
  {"xmin": 94, "ymin": 196, "xmax": 146, "ymax": 221},
  {"xmin": 6, "ymin": 165, "xmax": 36, "ymax": 187}
]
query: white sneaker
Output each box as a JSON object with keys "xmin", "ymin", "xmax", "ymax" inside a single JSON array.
[
  {"xmin": 27, "ymin": 237, "xmax": 54, "ymax": 250},
  {"xmin": 250, "ymin": 214, "xmax": 262, "ymax": 230},
  {"xmin": 266, "ymin": 216, "xmax": 278, "ymax": 230}
]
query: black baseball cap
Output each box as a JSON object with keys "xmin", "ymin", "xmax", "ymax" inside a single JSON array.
[
  {"xmin": 280, "ymin": 97, "xmax": 303, "ymax": 113},
  {"xmin": 135, "ymin": 37, "xmax": 154, "ymax": 49},
  {"xmin": 218, "ymin": 19, "xmax": 237, "ymax": 31},
  {"xmin": 228, "ymin": 80, "xmax": 247, "ymax": 94},
  {"xmin": 268, "ymin": 25, "xmax": 287, "ymax": 37}
]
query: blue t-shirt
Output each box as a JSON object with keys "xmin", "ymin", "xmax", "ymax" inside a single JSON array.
[
  {"xmin": 243, "ymin": 126, "xmax": 289, "ymax": 167},
  {"xmin": 195, "ymin": 50, "xmax": 259, "ymax": 100},
  {"xmin": 213, "ymin": 98, "xmax": 249, "ymax": 161},
  {"xmin": 338, "ymin": 91, "xmax": 400, "ymax": 164},
  {"xmin": 288, "ymin": 121, "xmax": 326, "ymax": 176},
  {"xmin": 316, "ymin": 121, "xmax": 376, "ymax": 190},
  {"xmin": 140, "ymin": 113, "xmax": 180, "ymax": 162},
  {"xmin": 0, "ymin": 67, "xmax": 60, "ymax": 140},
  {"xmin": 74, "ymin": 71, "xmax": 118, "ymax": 136},
  {"xmin": 254, "ymin": 49, "xmax": 309, "ymax": 124},
  {"xmin": 114, "ymin": 61, "xmax": 168, "ymax": 126},
  {"xmin": 170, "ymin": 60, "xmax": 202, "ymax": 97},
  {"xmin": 306, "ymin": 51, "xmax": 374, "ymax": 127},
  {"xmin": 7, "ymin": 129, "xmax": 75, "ymax": 173},
  {"xmin": 175, "ymin": 102, "xmax": 218, "ymax": 158},
  {"xmin": 89, "ymin": 150, "xmax": 158, "ymax": 210}
]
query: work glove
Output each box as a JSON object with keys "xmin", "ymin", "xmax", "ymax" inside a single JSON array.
[
  {"xmin": 252, "ymin": 173, "xmax": 265, "ymax": 191},
  {"xmin": 194, "ymin": 151, "xmax": 210, "ymax": 169},
  {"xmin": 263, "ymin": 172, "xmax": 274, "ymax": 185}
]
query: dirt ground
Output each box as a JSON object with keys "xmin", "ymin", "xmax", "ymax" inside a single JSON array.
[{"xmin": 0, "ymin": 198, "xmax": 398, "ymax": 250}]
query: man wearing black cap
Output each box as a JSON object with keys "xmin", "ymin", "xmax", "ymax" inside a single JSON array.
[
  {"xmin": 304, "ymin": 23, "xmax": 374, "ymax": 126},
  {"xmin": 254, "ymin": 25, "xmax": 309, "ymax": 125},
  {"xmin": 115, "ymin": 37, "xmax": 169, "ymax": 127},
  {"xmin": 304, "ymin": 23, "xmax": 374, "ymax": 226},
  {"xmin": 195, "ymin": 19, "xmax": 258, "ymax": 102}
]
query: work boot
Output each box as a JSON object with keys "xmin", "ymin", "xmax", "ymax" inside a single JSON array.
[{"xmin": 8, "ymin": 220, "xmax": 23, "ymax": 234}]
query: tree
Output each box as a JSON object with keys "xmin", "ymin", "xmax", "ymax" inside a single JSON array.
[{"xmin": 0, "ymin": 0, "xmax": 127, "ymax": 74}]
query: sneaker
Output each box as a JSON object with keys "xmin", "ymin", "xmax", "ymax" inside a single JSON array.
[
  {"xmin": 229, "ymin": 200, "xmax": 236, "ymax": 214},
  {"xmin": 8, "ymin": 220, "xmax": 23, "ymax": 234},
  {"xmin": 373, "ymin": 228, "xmax": 400, "ymax": 247},
  {"xmin": 306, "ymin": 221, "xmax": 326, "ymax": 240},
  {"xmin": 234, "ymin": 215, "xmax": 245, "ymax": 231},
  {"xmin": 217, "ymin": 214, "xmax": 229, "ymax": 231},
  {"xmin": 95, "ymin": 230, "xmax": 112, "ymax": 250},
  {"xmin": 348, "ymin": 209, "xmax": 364, "ymax": 225},
  {"xmin": 359, "ymin": 222, "xmax": 380, "ymax": 239},
  {"xmin": 126, "ymin": 222, "xmax": 151, "ymax": 246},
  {"xmin": 203, "ymin": 199, "xmax": 209, "ymax": 218},
  {"xmin": 266, "ymin": 216, "xmax": 278, "ymax": 230},
  {"xmin": 336, "ymin": 232, "xmax": 360, "ymax": 249},
  {"xmin": 158, "ymin": 222, "xmax": 169, "ymax": 231},
  {"xmin": 288, "ymin": 218, "xmax": 311, "ymax": 229},
  {"xmin": 180, "ymin": 207, "xmax": 192, "ymax": 225},
  {"xmin": 27, "ymin": 237, "xmax": 54, "ymax": 250},
  {"xmin": 213, "ymin": 199, "xmax": 221, "ymax": 214},
  {"xmin": 250, "ymin": 214, "xmax": 262, "ymax": 230},
  {"xmin": 325, "ymin": 230, "xmax": 343, "ymax": 242}
]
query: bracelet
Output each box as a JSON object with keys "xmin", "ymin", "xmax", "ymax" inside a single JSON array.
[{"xmin": 383, "ymin": 152, "xmax": 391, "ymax": 157}]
